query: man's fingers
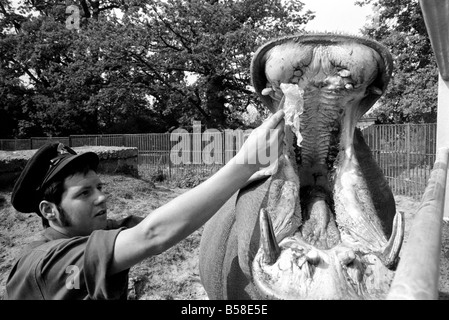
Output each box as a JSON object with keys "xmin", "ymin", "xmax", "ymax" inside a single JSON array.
[
  {"xmin": 274, "ymin": 118, "xmax": 285, "ymax": 133},
  {"xmin": 261, "ymin": 109, "xmax": 285, "ymax": 129}
]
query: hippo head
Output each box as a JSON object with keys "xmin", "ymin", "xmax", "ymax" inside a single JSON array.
[{"xmin": 200, "ymin": 33, "xmax": 404, "ymax": 300}]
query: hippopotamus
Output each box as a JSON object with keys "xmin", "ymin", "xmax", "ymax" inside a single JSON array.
[{"xmin": 199, "ymin": 33, "xmax": 405, "ymax": 300}]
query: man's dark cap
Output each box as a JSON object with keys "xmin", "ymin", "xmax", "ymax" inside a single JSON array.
[{"xmin": 11, "ymin": 142, "xmax": 99, "ymax": 214}]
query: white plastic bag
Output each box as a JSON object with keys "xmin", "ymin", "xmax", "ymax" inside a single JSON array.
[{"xmin": 280, "ymin": 83, "xmax": 304, "ymax": 147}]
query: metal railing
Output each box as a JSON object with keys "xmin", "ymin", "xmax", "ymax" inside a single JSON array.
[
  {"xmin": 387, "ymin": 147, "xmax": 449, "ymax": 300},
  {"xmin": 362, "ymin": 123, "xmax": 437, "ymax": 199}
]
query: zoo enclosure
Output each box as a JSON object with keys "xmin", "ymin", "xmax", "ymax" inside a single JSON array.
[
  {"xmin": 363, "ymin": 123, "xmax": 437, "ymax": 199},
  {"xmin": 0, "ymin": 123, "xmax": 437, "ymax": 199}
]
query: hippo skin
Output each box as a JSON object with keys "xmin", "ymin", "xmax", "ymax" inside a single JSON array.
[{"xmin": 199, "ymin": 33, "xmax": 404, "ymax": 300}]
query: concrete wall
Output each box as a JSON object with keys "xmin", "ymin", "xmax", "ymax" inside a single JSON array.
[{"xmin": 0, "ymin": 146, "xmax": 138, "ymax": 188}]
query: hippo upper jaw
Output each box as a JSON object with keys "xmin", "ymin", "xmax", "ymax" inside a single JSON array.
[{"xmin": 247, "ymin": 34, "xmax": 404, "ymax": 300}]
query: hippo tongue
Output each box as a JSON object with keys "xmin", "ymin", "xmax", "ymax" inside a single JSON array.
[{"xmin": 299, "ymin": 190, "xmax": 340, "ymax": 249}]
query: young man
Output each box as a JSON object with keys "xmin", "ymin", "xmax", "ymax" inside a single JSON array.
[{"xmin": 4, "ymin": 110, "xmax": 285, "ymax": 300}]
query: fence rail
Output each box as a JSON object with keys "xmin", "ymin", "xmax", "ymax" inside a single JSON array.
[{"xmin": 0, "ymin": 123, "xmax": 437, "ymax": 199}]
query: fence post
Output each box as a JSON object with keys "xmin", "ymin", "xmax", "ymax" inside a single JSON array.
[
  {"xmin": 167, "ymin": 133, "xmax": 171, "ymax": 179},
  {"xmin": 406, "ymin": 123, "xmax": 411, "ymax": 180}
]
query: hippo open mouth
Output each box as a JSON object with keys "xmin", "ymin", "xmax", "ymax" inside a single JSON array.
[
  {"xmin": 199, "ymin": 33, "xmax": 405, "ymax": 300},
  {"xmin": 250, "ymin": 34, "xmax": 404, "ymax": 300}
]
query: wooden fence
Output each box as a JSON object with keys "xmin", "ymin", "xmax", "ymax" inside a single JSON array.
[
  {"xmin": 0, "ymin": 131, "xmax": 248, "ymax": 185},
  {"xmin": 0, "ymin": 123, "xmax": 437, "ymax": 199}
]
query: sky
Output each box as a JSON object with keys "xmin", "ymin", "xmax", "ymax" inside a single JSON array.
[{"xmin": 300, "ymin": 0, "xmax": 374, "ymax": 35}]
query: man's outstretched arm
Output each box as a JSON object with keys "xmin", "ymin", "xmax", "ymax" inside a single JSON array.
[{"xmin": 110, "ymin": 110, "xmax": 285, "ymax": 274}]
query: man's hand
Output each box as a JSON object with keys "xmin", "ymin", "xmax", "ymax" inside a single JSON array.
[{"xmin": 234, "ymin": 109, "xmax": 285, "ymax": 173}]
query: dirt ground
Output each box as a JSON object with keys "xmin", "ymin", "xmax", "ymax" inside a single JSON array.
[{"xmin": 0, "ymin": 173, "xmax": 448, "ymax": 300}]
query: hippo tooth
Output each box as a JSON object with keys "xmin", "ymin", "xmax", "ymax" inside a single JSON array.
[
  {"xmin": 277, "ymin": 252, "xmax": 293, "ymax": 271},
  {"xmin": 337, "ymin": 249, "xmax": 356, "ymax": 265},
  {"xmin": 338, "ymin": 69, "xmax": 351, "ymax": 77},
  {"xmin": 302, "ymin": 260, "xmax": 312, "ymax": 278},
  {"xmin": 260, "ymin": 208, "xmax": 280, "ymax": 265},
  {"xmin": 345, "ymin": 83, "xmax": 354, "ymax": 90},
  {"xmin": 305, "ymin": 249, "xmax": 320, "ymax": 265},
  {"xmin": 261, "ymin": 87, "xmax": 274, "ymax": 95},
  {"xmin": 296, "ymin": 255, "xmax": 307, "ymax": 268},
  {"xmin": 378, "ymin": 211, "xmax": 404, "ymax": 268}
]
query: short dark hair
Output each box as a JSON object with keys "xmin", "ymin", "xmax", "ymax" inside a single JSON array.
[{"xmin": 40, "ymin": 161, "xmax": 95, "ymax": 228}]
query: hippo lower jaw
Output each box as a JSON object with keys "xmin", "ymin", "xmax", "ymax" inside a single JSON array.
[
  {"xmin": 253, "ymin": 209, "xmax": 404, "ymax": 300},
  {"xmin": 249, "ymin": 34, "xmax": 404, "ymax": 300}
]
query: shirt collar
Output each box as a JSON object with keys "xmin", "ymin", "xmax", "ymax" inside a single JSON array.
[{"xmin": 42, "ymin": 227, "xmax": 71, "ymax": 241}]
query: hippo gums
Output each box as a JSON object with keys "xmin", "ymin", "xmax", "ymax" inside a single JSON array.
[{"xmin": 199, "ymin": 33, "xmax": 405, "ymax": 300}]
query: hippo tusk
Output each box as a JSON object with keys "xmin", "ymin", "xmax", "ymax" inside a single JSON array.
[
  {"xmin": 378, "ymin": 211, "xmax": 405, "ymax": 268},
  {"xmin": 260, "ymin": 208, "xmax": 281, "ymax": 265}
]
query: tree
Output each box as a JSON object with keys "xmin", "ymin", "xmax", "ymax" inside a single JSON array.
[
  {"xmin": 357, "ymin": 0, "xmax": 438, "ymax": 124},
  {"xmin": 90, "ymin": 0, "xmax": 314, "ymax": 130},
  {"xmin": 0, "ymin": 0, "xmax": 314, "ymax": 138},
  {"xmin": 1, "ymin": 0, "xmax": 161, "ymax": 137}
]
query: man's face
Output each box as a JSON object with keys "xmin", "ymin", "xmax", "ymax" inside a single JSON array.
[{"xmin": 58, "ymin": 169, "xmax": 107, "ymax": 236}]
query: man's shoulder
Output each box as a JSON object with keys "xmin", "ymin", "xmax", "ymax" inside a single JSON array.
[
  {"xmin": 4, "ymin": 237, "xmax": 76, "ymax": 299},
  {"xmin": 14, "ymin": 237, "xmax": 81, "ymax": 271},
  {"xmin": 11, "ymin": 226, "xmax": 128, "ymax": 278},
  {"xmin": 5, "ymin": 228, "xmax": 130, "ymax": 300}
]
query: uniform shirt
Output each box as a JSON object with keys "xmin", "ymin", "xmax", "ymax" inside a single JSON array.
[{"xmin": 4, "ymin": 216, "xmax": 143, "ymax": 300}]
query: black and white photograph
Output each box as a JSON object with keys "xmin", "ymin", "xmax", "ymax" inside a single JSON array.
[{"xmin": 0, "ymin": 0, "xmax": 448, "ymax": 304}]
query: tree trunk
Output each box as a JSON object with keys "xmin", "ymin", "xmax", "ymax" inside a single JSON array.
[
  {"xmin": 205, "ymin": 76, "xmax": 226, "ymax": 128},
  {"xmin": 89, "ymin": 0, "xmax": 100, "ymax": 20}
]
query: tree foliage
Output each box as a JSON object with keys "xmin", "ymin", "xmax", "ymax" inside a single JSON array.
[
  {"xmin": 357, "ymin": 0, "xmax": 438, "ymax": 124},
  {"xmin": 0, "ymin": 0, "xmax": 313, "ymax": 138}
]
